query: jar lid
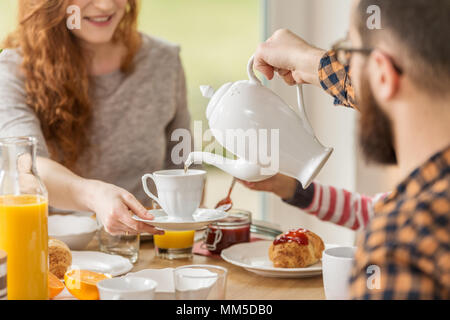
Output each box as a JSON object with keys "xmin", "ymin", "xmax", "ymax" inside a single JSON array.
[
  {"xmin": 0, "ymin": 250, "xmax": 6, "ymax": 265},
  {"xmin": 216, "ymin": 209, "xmax": 251, "ymax": 227}
]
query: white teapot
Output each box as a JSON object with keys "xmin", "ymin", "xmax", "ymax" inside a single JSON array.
[{"xmin": 185, "ymin": 56, "xmax": 333, "ymax": 188}]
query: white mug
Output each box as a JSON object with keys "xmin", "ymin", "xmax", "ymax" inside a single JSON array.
[
  {"xmin": 142, "ymin": 169, "xmax": 206, "ymax": 221},
  {"xmin": 322, "ymin": 246, "xmax": 356, "ymax": 300},
  {"xmin": 97, "ymin": 277, "xmax": 158, "ymax": 300}
]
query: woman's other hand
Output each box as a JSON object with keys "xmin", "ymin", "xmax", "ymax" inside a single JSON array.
[
  {"xmin": 237, "ymin": 173, "xmax": 298, "ymax": 200},
  {"xmin": 254, "ymin": 29, "xmax": 325, "ymax": 86},
  {"xmin": 85, "ymin": 180, "xmax": 164, "ymax": 236}
]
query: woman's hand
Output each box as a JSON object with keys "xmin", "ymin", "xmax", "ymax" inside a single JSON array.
[
  {"xmin": 36, "ymin": 157, "xmax": 163, "ymax": 236},
  {"xmin": 254, "ymin": 29, "xmax": 326, "ymax": 86},
  {"xmin": 237, "ymin": 173, "xmax": 298, "ymax": 200},
  {"xmin": 83, "ymin": 180, "xmax": 164, "ymax": 236}
]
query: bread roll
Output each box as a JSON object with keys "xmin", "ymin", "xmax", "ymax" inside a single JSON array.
[
  {"xmin": 269, "ymin": 228, "xmax": 324, "ymax": 268},
  {"xmin": 48, "ymin": 238, "xmax": 72, "ymax": 279}
]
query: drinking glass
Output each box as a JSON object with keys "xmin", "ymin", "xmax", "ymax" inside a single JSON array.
[
  {"xmin": 174, "ymin": 265, "xmax": 227, "ymax": 300},
  {"xmin": 98, "ymin": 228, "xmax": 140, "ymax": 264},
  {"xmin": 154, "ymin": 230, "xmax": 195, "ymax": 260}
]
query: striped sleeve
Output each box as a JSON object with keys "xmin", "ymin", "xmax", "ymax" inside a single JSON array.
[{"xmin": 302, "ymin": 183, "xmax": 388, "ymax": 231}]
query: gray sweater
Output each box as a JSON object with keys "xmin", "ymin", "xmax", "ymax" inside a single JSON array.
[{"xmin": 0, "ymin": 34, "xmax": 191, "ymax": 205}]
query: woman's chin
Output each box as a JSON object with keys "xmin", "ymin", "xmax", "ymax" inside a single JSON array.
[
  {"xmin": 71, "ymin": 24, "xmax": 119, "ymax": 45},
  {"xmin": 74, "ymin": 33, "xmax": 116, "ymax": 46}
]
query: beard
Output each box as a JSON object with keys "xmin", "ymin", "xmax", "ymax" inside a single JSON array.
[{"xmin": 357, "ymin": 72, "xmax": 397, "ymax": 165}]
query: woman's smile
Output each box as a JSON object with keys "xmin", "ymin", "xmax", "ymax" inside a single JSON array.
[{"xmin": 84, "ymin": 13, "xmax": 116, "ymax": 27}]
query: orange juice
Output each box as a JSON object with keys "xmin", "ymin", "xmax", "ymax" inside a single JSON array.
[
  {"xmin": 154, "ymin": 230, "xmax": 195, "ymax": 249},
  {"xmin": 0, "ymin": 194, "xmax": 48, "ymax": 300}
]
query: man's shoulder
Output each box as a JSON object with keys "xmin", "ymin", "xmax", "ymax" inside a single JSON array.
[
  {"xmin": 360, "ymin": 174, "xmax": 449, "ymax": 267},
  {"xmin": 373, "ymin": 173, "xmax": 449, "ymax": 231},
  {"xmin": 351, "ymin": 170, "xmax": 449, "ymax": 299},
  {"xmin": 410, "ymin": 174, "xmax": 450, "ymax": 227}
]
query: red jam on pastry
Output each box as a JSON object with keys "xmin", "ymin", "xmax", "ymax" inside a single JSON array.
[{"xmin": 273, "ymin": 228, "xmax": 309, "ymax": 246}]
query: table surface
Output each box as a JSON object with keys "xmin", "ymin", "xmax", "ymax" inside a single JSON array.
[{"xmin": 131, "ymin": 240, "xmax": 325, "ymax": 300}]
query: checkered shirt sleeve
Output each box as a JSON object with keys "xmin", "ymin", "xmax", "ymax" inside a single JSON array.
[{"xmin": 318, "ymin": 50, "xmax": 357, "ymax": 110}]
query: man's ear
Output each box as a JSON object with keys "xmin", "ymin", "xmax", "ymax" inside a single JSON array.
[{"xmin": 367, "ymin": 49, "xmax": 400, "ymax": 101}]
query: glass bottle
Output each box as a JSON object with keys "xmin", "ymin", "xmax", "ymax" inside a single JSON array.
[{"xmin": 0, "ymin": 137, "xmax": 48, "ymax": 299}]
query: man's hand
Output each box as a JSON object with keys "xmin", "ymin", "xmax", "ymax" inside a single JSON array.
[
  {"xmin": 237, "ymin": 173, "xmax": 298, "ymax": 200},
  {"xmin": 254, "ymin": 29, "xmax": 325, "ymax": 86}
]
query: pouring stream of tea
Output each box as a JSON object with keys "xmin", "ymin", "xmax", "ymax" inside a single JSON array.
[
  {"xmin": 185, "ymin": 161, "xmax": 235, "ymax": 211},
  {"xmin": 215, "ymin": 178, "xmax": 236, "ymax": 212}
]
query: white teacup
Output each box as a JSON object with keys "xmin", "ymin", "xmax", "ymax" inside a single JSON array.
[
  {"xmin": 142, "ymin": 169, "xmax": 206, "ymax": 221},
  {"xmin": 322, "ymin": 246, "xmax": 356, "ymax": 300},
  {"xmin": 97, "ymin": 277, "xmax": 158, "ymax": 300}
]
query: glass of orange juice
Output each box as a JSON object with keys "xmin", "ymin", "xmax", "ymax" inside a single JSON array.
[
  {"xmin": 153, "ymin": 230, "xmax": 195, "ymax": 259},
  {"xmin": 0, "ymin": 137, "xmax": 49, "ymax": 300}
]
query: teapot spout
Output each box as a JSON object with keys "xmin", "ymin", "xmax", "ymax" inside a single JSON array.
[
  {"xmin": 185, "ymin": 151, "xmax": 227, "ymax": 170},
  {"xmin": 185, "ymin": 152, "xmax": 276, "ymax": 182}
]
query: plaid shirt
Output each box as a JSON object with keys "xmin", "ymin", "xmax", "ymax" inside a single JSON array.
[
  {"xmin": 318, "ymin": 50, "xmax": 357, "ymax": 109},
  {"xmin": 318, "ymin": 50, "xmax": 450, "ymax": 299}
]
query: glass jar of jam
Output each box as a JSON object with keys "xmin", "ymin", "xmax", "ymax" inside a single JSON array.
[{"xmin": 203, "ymin": 209, "xmax": 251, "ymax": 254}]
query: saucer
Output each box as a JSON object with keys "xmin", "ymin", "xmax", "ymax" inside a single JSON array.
[{"xmin": 132, "ymin": 208, "xmax": 228, "ymax": 231}]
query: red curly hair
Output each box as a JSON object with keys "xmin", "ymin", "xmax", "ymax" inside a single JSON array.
[{"xmin": 3, "ymin": 0, "xmax": 141, "ymax": 169}]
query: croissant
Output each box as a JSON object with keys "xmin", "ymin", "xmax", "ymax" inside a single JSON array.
[{"xmin": 269, "ymin": 228, "xmax": 324, "ymax": 268}]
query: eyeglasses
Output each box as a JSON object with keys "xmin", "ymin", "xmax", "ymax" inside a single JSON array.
[{"xmin": 331, "ymin": 38, "xmax": 403, "ymax": 74}]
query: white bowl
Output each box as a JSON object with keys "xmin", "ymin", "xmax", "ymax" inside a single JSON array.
[
  {"xmin": 48, "ymin": 215, "xmax": 99, "ymax": 250},
  {"xmin": 97, "ymin": 277, "xmax": 158, "ymax": 300}
]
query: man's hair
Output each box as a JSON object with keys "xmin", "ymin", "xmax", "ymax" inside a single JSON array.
[{"xmin": 357, "ymin": 0, "xmax": 450, "ymax": 95}]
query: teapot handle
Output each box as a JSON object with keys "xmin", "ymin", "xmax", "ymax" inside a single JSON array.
[
  {"xmin": 247, "ymin": 55, "xmax": 315, "ymax": 136},
  {"xmin": 247, "ymin": 55, "xmax": 263, "ymax": 85},
  {"xmin": 296, "ymin": 84, "xmax": 315, "ymax": 136}
]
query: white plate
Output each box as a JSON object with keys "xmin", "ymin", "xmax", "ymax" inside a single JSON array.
[
  {"xmin": 70, "ymin": 251, "xmax": 133, "ymax": 277},
  {"xmin": 132, "ymin": 208, "xmax": 228, "ymax": 231},
  {"xmin": 221, "ymin": 241, "xmax": 337, "ymax": 278}
]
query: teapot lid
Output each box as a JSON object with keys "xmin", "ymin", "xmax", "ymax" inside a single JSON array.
[{"xmin": 201, "ymin": 82, "xmax": 233, "ymax": 120}]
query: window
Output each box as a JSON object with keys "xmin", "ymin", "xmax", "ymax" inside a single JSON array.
[{"xmin": 139, "ymin": 0, "xmax": 264, "ymax": 215}]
